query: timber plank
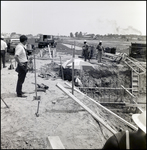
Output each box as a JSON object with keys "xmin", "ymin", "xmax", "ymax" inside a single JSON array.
[{"xmin": 47, "ymin": 136, "xmax": 65, "ymax": 149}]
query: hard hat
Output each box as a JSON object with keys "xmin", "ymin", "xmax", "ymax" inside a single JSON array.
[
  {"xmin": 99, "ymin": 40, "xmax": 102, "ymax": 43},
  {"xmin": 84, "ymin": 40, "xmax": 87, "ymax": 43},
  {"xmin": 132, "ymin": 110, "xmax": 146, "ymax": 133}
]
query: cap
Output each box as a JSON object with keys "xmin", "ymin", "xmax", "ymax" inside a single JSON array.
[
  {"xmin": 84, "ymin": 40, "xmax": 87, "ymax": 43},
  {"xmin": 132, "ymin": 111, "xmax": 146, "ymax": 133},
  {"xmin": 99, "ymin": 40, "xmax": 102, "ymax": 43}
]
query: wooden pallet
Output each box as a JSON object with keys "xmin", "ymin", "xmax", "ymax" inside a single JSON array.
[{"xmin": 123, "ymin": 56, "xmax": 146, "ymax": 75}]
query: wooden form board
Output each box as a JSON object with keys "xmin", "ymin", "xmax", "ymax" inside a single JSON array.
[
  {"xmin": 121, "ymin": 85, "xmax": 143, "ymax": 113},
  {"xmin": 47, "ymin": 136, "xmax": 65, "ymax": 149},
  {"xmin": 57, "ymin": 83, "xmax": 117, "ymax": 135},
  {"xmin": 65, "ymin": 82, "xmax": 138, "ymax": 131}
]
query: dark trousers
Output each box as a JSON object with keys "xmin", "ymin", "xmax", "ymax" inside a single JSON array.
[
  {"xmin": 83, "ymin": 50, "xmax": 88, "ymax": 61},
  {"xmin": 16, "ymin": 63, "xmax": 27, "ymax": 95},
  {"xmin": 98, "ymin": 50, "xmax": 102, "ymax": 63},
  {"xmin": 1, "ymin": 50, "xmax": 6, "ymax": 68}
]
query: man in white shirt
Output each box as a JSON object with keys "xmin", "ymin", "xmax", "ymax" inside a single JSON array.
[
  {"xmin": 14, "ymin": 35, "xmax": 28, "ymax": 98},
  {"xmin": 1, "ymin": 35, "xmax": 7, "ymax": 68}
]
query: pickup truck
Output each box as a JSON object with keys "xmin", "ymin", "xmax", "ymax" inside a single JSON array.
[
  {"xmin": 7, "ymin": 39, "xmax": 34, "ymax": 55},
  {"xmin": 7, "ymin": 39, "xmax": 20, "ymax": 54}
]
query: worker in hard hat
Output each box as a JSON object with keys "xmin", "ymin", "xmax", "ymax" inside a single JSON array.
[
  {"xmin": 82, "ymin": 40, "xmax": 89, "ymax": 61},
  {"xmin": 96, "ymin": 40, "xmax": 104, "ymax": 63},
  {"xmin": 1, "ymin": 35, "xmax": 8, "ymax": 69},
  {"xmin": 102, "ymin": 110, "xmax": 146, "ymax": 149}
]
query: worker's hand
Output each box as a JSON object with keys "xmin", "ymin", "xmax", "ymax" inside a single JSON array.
[
  {"xmin": 19, "ymin": 63, "xmax": 23, "ymax": 66},
  {"xmin": 19, "ymin": 63, "xmax": 25, "ymax": 67}
]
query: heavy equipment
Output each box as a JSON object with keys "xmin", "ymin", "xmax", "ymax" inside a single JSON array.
[{"xmin": 38, "ymin": 35, "xmax": 57, "ymax": 48}]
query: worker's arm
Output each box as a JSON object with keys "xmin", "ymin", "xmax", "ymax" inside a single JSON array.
[
  {"xmin": 103, "ymin": 47, "xmax": 105, "ymax": 53},
  {"xmin": 14, "ymin": 55, "xmax": 24, "ymax": 66},
  {"xmin": 5, "ymin": 47, "xmax": 7, "ymax": 53},
  {"xmin": 5, "ymin": 42, "xmax": 8, "ymax": 52}
]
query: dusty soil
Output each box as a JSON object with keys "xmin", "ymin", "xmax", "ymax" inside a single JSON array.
[{"xmin": 1, "ymin": 43, "xmax": 146, "ymax": 149}]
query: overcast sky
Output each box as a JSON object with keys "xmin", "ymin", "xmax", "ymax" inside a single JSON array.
[{"xmin": 1, "ymin": 1, "xmax": 146, "ymax": 36}]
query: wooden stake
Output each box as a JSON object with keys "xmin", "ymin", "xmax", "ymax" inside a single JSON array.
[
  {"xmin": 121, "ymin": 85, "xmax": 143, "ymax": 112},
  {"xmin": 34, "ymin": 54, "xmax": 37, "ymax": 98},
  {"xmin": 60, "ymin": 56, "xmax": 64, "ymax": 80},
  {"xmin": 72, "ymin": 42, "xmax": 75, "ymax": 95},
  {"xmin": 47, "ymin": 136, "xmax": 65, "ymax": 149}
]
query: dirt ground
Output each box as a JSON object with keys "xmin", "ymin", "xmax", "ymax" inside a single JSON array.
[{"xmin": 1, "ymin": 44, "xmax": 146, "ymax": 149}]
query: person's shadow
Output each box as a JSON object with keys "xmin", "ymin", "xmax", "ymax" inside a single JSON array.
[{"xmin": 1, "ymin": 93, "xmax": 16, "ymax": 99}]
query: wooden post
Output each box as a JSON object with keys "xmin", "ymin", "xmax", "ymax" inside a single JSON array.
[
  {"xmin": 60, "ymin": 56, "xmax": 64, "ymax": 80},
  {"xmin": 121, "ymin": 85, "xmax": 143, "ymax": 112},
  {"xmin": 72, "ymin": 42, "xmax": 75, "ymax": 95},
  {"xmin": 48, "ymin": 45, "xmax": 52, "ymax": 59},
  {"xmin": 47, "ymin": 136, "xmax": 65, "ymax": 149},
  {"xmin": 34, "ymin": 54, "xmax": 37, "ymax": 98}
]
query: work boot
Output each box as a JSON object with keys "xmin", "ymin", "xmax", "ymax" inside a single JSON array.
[
  {"xmin": 17, "ymin": 94, "xmax": 27, "ymax": 98},
  {"xmin": 21, "ymin": 92, "xmax": 26, "ymax": 95}
]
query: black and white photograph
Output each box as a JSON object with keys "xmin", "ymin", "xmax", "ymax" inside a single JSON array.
[{"xmin": 1, "ymin": 1, "xmax": 146, "ymax": 149}]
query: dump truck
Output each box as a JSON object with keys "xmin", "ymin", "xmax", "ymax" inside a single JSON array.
[{"xmin": 38, "ymin": 35, "xmax": 57, "ymax": 48}]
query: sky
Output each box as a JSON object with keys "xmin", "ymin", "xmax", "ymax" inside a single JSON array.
[{"xmin": 1, "ymin": 1, "xmax": 146, "ymax": 36}]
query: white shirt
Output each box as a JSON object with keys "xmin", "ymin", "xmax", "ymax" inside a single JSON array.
[
  {"xmin": 1, "ymin": 40, "xmax": 7, "ymax": 51},
  {"xmin": 15, "ymin": 43, "xmax": 28, "ymax": 63}
]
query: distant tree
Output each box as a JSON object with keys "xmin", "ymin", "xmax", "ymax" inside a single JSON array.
[
  {"xmin": 26, "ymin": 34, "xmax": 33, "ymax": 38},
  {"xmin": 121, "ymin": 35, "xmax": 126, "ymax": 39},
  {"xmin": 37, "ymin": 34, "xmax": 43, "ymax": 37},
  {"xmin": 75, "ymin": 32, "xmax": 78, "ymax": 37},
  {"xmin": 10, "ymin": 32, "xmax": 16, "ymax": 37},
  {"xmin": 70, "ymin": 32, "xmax": 74, "ymax": 37},
  {"xmin": 83, "ymin": 32, "xmax": 87, "ymax": 36},
  {"xmin": 78, "ymin": 32, "xmax": 83, "ymax": 37},
  {"xmin": 86, "ymin": 34, "xmax": 95, "ymax": 38}
]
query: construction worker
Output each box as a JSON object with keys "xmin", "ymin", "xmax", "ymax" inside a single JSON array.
[
  {"xmin": 1, "ymin": 35, "xmax": 7, "ymax": 69},
  {"xmin": 96, "ymin": 40, "xmax": 104, "ymax": 63},
  {"xmin": 88, "ymin": 44, "xmax": 94, "ymax": 62},
  {"xmin": 102, "ymin": 110, "xmax": 146, "ymax": 149},
  {"xmin": 74, "ymin": 72, "xmax": 83, "ymax": 87},
  {"xmin": 14, "ymin": 35, "xmax": 28, "ymax": 98},
  {"xmin": 82, "ymin": 40, "xmax": 89, "ymax": 61}
]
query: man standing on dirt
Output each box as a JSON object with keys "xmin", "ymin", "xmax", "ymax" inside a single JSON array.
[
  {"xmin": 96, "ymin": 41, "xmax": 104, "ymax": 63},
  {"xmin": 1, "ymin": 35, "xmax": 7, "ymax": 69},
  {"xmin": 102, "ymin": 111, "xmax": 146, "ymax": 149},
  {"xmin": 14, "ymin": 35, "xmax": 28, "ymax": 98},
  {"xmin": 82, "ymin": 40, "xmax": 89, "ymax": 61}
]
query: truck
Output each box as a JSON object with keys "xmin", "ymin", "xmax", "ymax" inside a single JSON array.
[
  {"xmin": 7, "ymin": 37, "xmax": 35, "ymax": 55},
  {"xmin": 7, "ymin": 38, "xmax": 20, "ymax": 54},
  {"xmin": 129, "ymin": 42, "xmax": 146, "ymax": 62},
  {"xmin": 38, "ymin": 35, "xmax": 57, "ymax": 48}
]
